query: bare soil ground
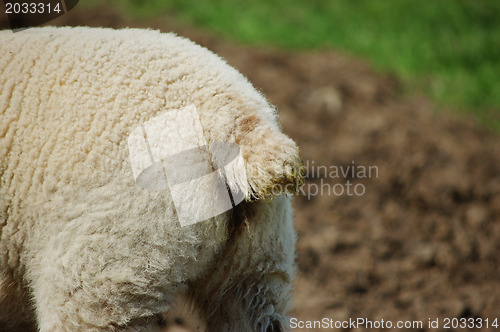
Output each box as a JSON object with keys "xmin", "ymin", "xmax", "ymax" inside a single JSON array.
[{"xmin": 2, "ymin": 6, "xmax": 499, "ymax": 331}]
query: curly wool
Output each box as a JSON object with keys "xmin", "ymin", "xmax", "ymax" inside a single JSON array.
[{"xmin": 0, "ymin": 27, "xmax": 301, "ymax": 331}]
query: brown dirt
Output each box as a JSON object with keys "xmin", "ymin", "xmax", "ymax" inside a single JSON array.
[{"xmin": 2, "ymin": 6, "xmax": 500, "ymax": 331}]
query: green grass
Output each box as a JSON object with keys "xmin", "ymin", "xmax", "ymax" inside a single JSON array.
[{"xmin": 85, "ymin": 0, "xmax": 500, "ymax": 131}]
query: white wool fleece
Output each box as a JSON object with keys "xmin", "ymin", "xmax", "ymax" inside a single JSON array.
[{"xmin": 0, "ymin": 27, "xmax": 302, "ymax": 331}]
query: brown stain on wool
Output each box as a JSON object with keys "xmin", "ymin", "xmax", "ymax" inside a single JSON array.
[{"xmin": 239, "ymin": 115, "xmax": 260, "ymax": 133}]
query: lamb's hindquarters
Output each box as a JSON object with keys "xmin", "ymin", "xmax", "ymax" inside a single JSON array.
[
  {"xmin": 30, "ymin": 197, "xmax": 295, "ymax": 332},
  {"xmin": 0, "ymin": 26, "xmax": 301, "ymax": 331}
]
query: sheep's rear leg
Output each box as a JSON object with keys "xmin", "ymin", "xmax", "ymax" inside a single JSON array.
[
  {"xmin": 32, "ymin": 274, "xmax": 170, "ymax": 332},
  {"xmin": 30, "ymin": 245, "xmax": 177, "ymax": 331}
]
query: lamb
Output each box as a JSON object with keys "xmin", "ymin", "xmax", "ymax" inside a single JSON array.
[{"xmin": 0, "ymin": 27, "xmax": 302, "ymax": 331}]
